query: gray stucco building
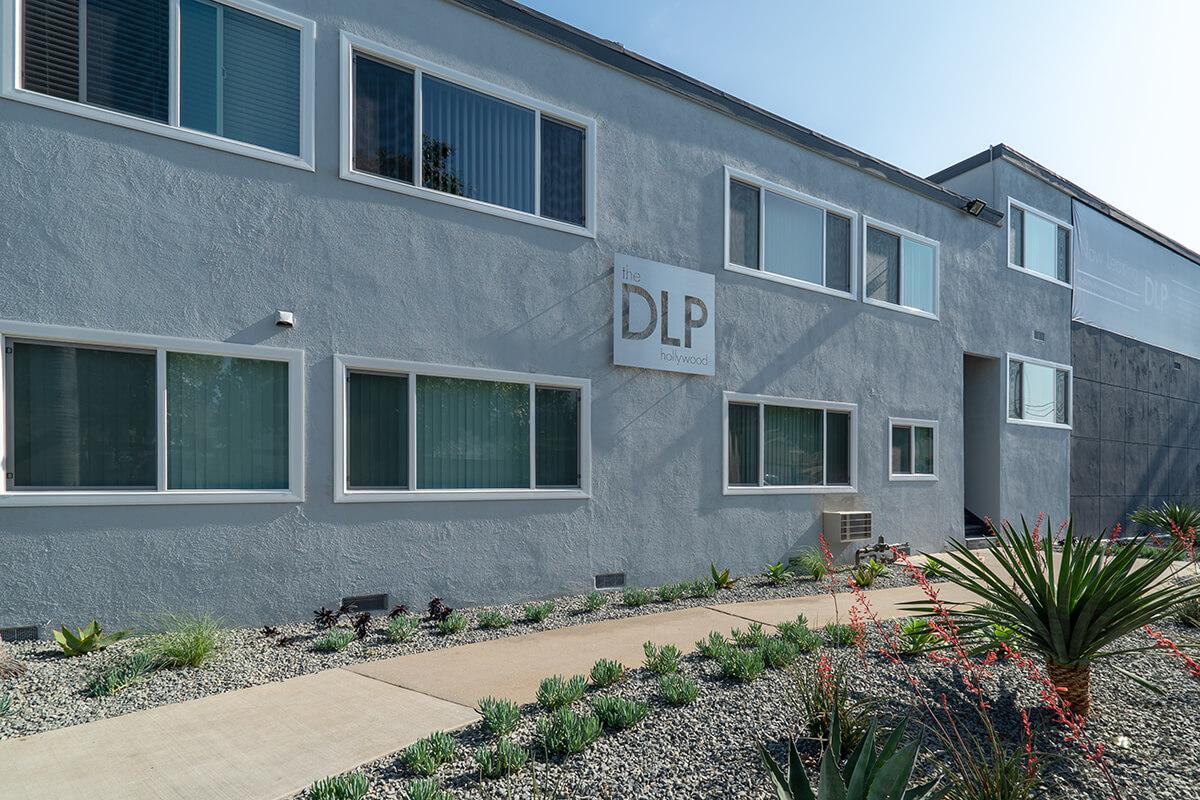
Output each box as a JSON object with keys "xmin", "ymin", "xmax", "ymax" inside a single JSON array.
[{"xmin": 0, "ymin": 0, "xmax": 1195, "ymax": 631}]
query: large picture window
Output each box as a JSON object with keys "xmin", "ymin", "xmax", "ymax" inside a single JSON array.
[
  {"xmin": 725, "ymin": 168, "xmax": 856, "ymax": 297},
  {"xmin": 1008, "ymin": 198, "xmax": 1071, "ymax": 286},
  {"xmin": 0, "ymin": 322, "xmax": 303, "ymax": 505},
  {"xmin": 1007, "ymin": 354, "xmax": 1071, "ymax": 429},
  {"xmin": 335, "ymin": 357, "xmax": 591, "ymax": 501},
  {"xmin": 863, "ymin": 217, "xmax": 939, "ymax": 318},
  {"xmin": 724, "ymin": 392, "xmax": 856, "ymax": 494},
  {"xmin": 888, "ymin": 418, "xmax": 937, "ymax": 480},
  {"xmin": 9, "ymin": 0, "xmax": 314, "ymax": 166},
  {"xmin": 342, "ymin": 34, "xmax": 595, "ymax": 235}
]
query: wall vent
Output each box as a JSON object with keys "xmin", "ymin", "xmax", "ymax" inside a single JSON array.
[
  {"xmin": 1173, "ymin": 360, "xmax": 1183, "ymax": 370},
  {"xmin": 0, "ymin": 625, "xmax": 39, "ymax": 642},
  {"xmin": 1033, "ymin": 330, "xmax": 1046, "ymax": 342},
  {"xmin": 594, "ymin": 572, "xmax": 626, "ymax": 590},
  {"xmin": 341, "ymin": 593, "xmax": 389, "ymax": 612},
  {"xmin": 823, "ymin": 510, "xmax": 873, "ymax": 543}
]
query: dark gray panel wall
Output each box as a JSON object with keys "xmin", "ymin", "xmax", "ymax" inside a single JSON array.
[{"xmin": 1070, "ymin": 322, "xmax": 1200, "ymax": 535}]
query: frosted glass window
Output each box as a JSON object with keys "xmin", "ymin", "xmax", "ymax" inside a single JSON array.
[
  {"xmin": 825, "ymin": 213, "xmax": 852, "ymax": 293},
  {"xmin": 728, "ymin": 180, "xmax": 760, "ymax": 268},
  {"xmin": 866, "ymin": 227, "xmax": 900, "ymax": 304},
  {"xmin": 1023, "ymin": 211, "xmax": 1058, "ymax": 279},
  {"xmin": 901, "ymin": 239, "xmax": 936, "ymax": 313},
  {"xmin": 764, "ymin": 191, "xmax": 823, "ymax": 285}
]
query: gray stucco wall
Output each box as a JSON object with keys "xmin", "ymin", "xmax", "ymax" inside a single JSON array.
[
  {"xmin": 1, "ymin": 0, "xmax": 1069, "ymax": 630},
  {"xmin": 1070, "ymin": 322, "xmax": 1200, "ymax": 536}
]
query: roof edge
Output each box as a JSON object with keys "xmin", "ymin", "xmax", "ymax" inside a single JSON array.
[
  {"xmin": 446, "ymin": 0, "xmax": 1005, "ymax": 226},
  {"xmin": 930, "ymin": 144, "xmax": 1200, "ymax": 268}
]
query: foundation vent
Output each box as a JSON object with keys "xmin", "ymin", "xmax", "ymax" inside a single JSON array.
[
  {"xmin": 0, "ymin": 625, "xmax": 39, "ymax": 642},
  {"xmin": 594, "ymin": 572, "xmax": 626, "ymax": 590},
  {"xmin": 824, "ymin": 510, "xmax": 873, "ymax": 543},
  {"xmin": 341, "ymin": 593, "xmax": 389, "ymax": 612}
]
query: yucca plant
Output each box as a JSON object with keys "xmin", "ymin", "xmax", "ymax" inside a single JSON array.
[
  {"xmin": 759, "ymin": 707, "xmax": 944, "ymax": 800},
  {"xmin": 915, "ymin": 516, "xmax": 1200, "ymax": 718},
  {"xmin": 1130, "ymin": 500, "xmax": 1200, "ymax": 542},
  {"xmin": 53, "ymin": 620, "xmax": 132, "ymax": 657}
]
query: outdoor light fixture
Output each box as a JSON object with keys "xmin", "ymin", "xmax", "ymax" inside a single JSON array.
[
  {"xmin": 275, "ymin": 310, "xmax": 295, "ymax": 327},
  {"xmin": 965, "ymin": 198, "xmax": 986, "ymax": 216}
]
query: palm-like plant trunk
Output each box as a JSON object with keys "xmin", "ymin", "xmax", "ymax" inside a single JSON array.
[{"xmin": 1046, "ymin": 661, "xmax": 1091, "ymax": 719}]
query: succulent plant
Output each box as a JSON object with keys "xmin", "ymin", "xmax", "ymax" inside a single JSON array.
[
  {"xmin": 305, "ymin": 771, "xmax": 369, "ymax": 800},
  {"xmin": 260, "ymin": 626, "xmax": 280, "ymax": 638},
  {"xmin": 537, "ymin": 674, "xmax": 588, "ymax": 709},
  {"xmin": 695, "ymin": 630, "xmax": 731, "ymax": 659},
  {"xmin": 86, "ymin": 651, "xmax": 158, "ymax": 697},
  {"xmin": 643, "ymin": 641, "xmax": 682, "ymax": 675},
  {"xmin": 590, "ymin": 695, "xmax": 648, "ymax": 731},
  {"xmin": 349, "ymin": 613, "xmax": 372, "ymax": 640},
  {"xmin": 52, "ymin": 620, "xmax": 132, "ymax": 657},
  {"xmin": 313, "ymin": 607, "xmax": 338, "ymax": 629},
  {"xmin": 824, "ymin": 622, "xmax": 858, "ymax": 648},
  {"xmin": 656, "ymin": 582, "xmax": 685, "ymax": 602},
  {"xmin": 477, "ymin": 609, "xmax": 512, "ymax": 629},
  {"xmin": 764, "ymin": 562, "xmax": 795, "ymax": 585},
  {"xmin": 536, "ymin": 707, "xmax": 601, "ymax": 756},
  {"xmin": 731, "ymin": 622, "xmax": 769, "ymax": 649},
  {"xmin": 717, "ymin": 646, "xmax": 764, "ymax": 683},
  {"xmin": 478, "ymin": 696, "xmax": 520, "ymax": 736},
  {"xmin": 789, "ymin": 549, "xmax": 829, "ymax": 580},
  {"xmin": 658, "ymin": 673, "xmax": 699, "ymax": 706},
  {"xmin": 313, "ymin": 629, "xmax": 356, "ymax": 653},
  {"xmin": 405, "ymin": 778, "xmax": 451, "ymax": 800},
  {"xmin": 759, "ymin": 636, "xmax": 800, "ymax": 669},
  {"xmin": 589, "ymin": 658, "xmax": 626, "ymax": 688},
  {"xmin": 427, "ymin": 598, "xmax": 453, "ymax": 622},
  {"xmin": 386, "ymin": 615, "xmax": 421, "ymax": 643},
  {"xmin": 475, "ymin": 737, "xmax": 528, "ymax": 779},
  {"xmin": 435, "ymin": 611, "xmax": 468, "ymax": 635},
  {"xmin": 583, "ymin": 591, "xmax": 608, "ymax": 612},
  {"xmin": 710, "ymin": 563, "xmax": 739, "ymax": 590},
  {"xmin": 622, "ymin": 588, "xmax": 652, "ymax": 607},
  {"xmin": 388, "ymin": 604, "xmax": 410, "ymax": 619},
  {"xmin": 523, "ymin": 601, "xmax": 555, "ymax": 623}
]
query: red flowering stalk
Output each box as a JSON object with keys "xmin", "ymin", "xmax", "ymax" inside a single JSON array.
[
  {"xmin": 819, "ymin": 530, "xmax": 840, "ymax": 622},
  {"xmin": 1144, "ymin": 624, "xmax": 1200, "ymax": 679},
  {"xmin": 1105, "ymin": 522, "xmax": 1122, "ymax": 558},
  {"xmin": 1020, "ymin": 709, "xmax": 1037, "ymax": 778}
]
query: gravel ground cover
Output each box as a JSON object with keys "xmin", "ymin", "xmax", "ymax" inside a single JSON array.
[
  {"xmin": 0, "ymin": 565, "xmax": 925, "ymax": 739},
  {"xmin": 304, "ymin": 621, "xmax": 1200, "ymax": 800}
]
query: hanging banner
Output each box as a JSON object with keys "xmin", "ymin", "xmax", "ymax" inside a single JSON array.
[{"xmin": 612, "ymin": 254, "xmax": 715, "ymax": 376}]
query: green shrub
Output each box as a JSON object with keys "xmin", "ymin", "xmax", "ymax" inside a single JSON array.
[
  {"xmin": 589, "ymin": 658, "xmax": 625, "ymax": 688},
  {"xmin": 763, "ymin": 562, "xmax": 795, "ymax": 585},
  {"xmin": 643, "ymin": 641, "xmax": 681, "ymax": 675},
  {"xmin": 717, "ymin": 647, "xmax": 764, "ymax": 683},
  {"xmin": 789, "ymin": 549, "xmax": 828, "ymax": 580},
  {"xmin": 658, "ymin": 673, "xmax": 699, "ymax": 706},
  {"xmin": 897, "ymin": 618, "xmax": 939, "ymax": 657},
  {"xmin": 684, "ymin": 578, "xmax": 717, "ymax": 598},
  {"xmin": 824, "ymin": 622, "xmax": 858, "ymax": 648},
  {"xmin": 710, "ymin": 563, "xmax": 738, "ymax": 590},
  {"xmin": 1130, "ymin": 500, "xmax": 1200, "ymax": 541},
  {"xmin": 0, "ymin": 692, "xmax": 11, "ymax": 716},
  {"xmin": 794, "ymin": 657, "xmax": 874, "ymax": 754},
  {"xmin": 305, "ymin": 772, "xmax": 369, "ymax": 800},
  {"xmin": 536, "ymin": 707, "xmax": 601, "ymax": 756},
  {"xmin": 475, "ymin": 737, "xmax": 528, "ymax": 779},
  {"xmin": 523, "ymin": 601, "xmax": 554, "ymax": 623},
  {"xmin": 86, "ymin": 651, "xmax": 158, "ymax": 697},
  {"xmin": 435, "ymin": 611, "xmax": 468, "ymax": 635},
  {"xmin": 776, "ymin": 616, "xmax": 815, "ymax": 648},
  {"xmin": 405, "ymin": 778, "xmax": 451, "ymax": 800},
  {"xmin": 313, "ymin": 628, "xmax": 356, "ymax": 653},
  {"xmin": 590, "ymin": 695, "xmax": 648, "ymax": 731},
  {"xmin": 386, "ymin": 615, "xmax": 421, "ymax": 643},
  {"xmin": 695, "ymin": 630, "xmax": 730, "ymax": 659},
  {"xmin": 478, "ymin": 696, "xmax": 520, "ymax": 736},
  {"xmin": 731, "ymin": 622, "xmax": 768, "ymax": 649},
  {"xmin": 477, "ymin": 610, "xmax": 511, "ymax": 630},
  {"xmin": 921, "ymin": 557, "xmax": 946, "ymax": 580},
  {"xmin": 584, "ymin": 591, "xmax": 608, "ymax": 612},
  {"xmin": 849, "ymin": 560, "xmax": 889, "ymax": 588},
  {"xmin": 656, "ymin": 582, "xmax": 685, "ymax": 603},
  {"xmin": 146, "ymin": 613, "xmax": 222, "ymax": 668},
  {"xmin": 622, "ymin": 588, "xmax": 651, "ymax": 607},
  {"xmin": 759, "ymin": 637, "xmax": 800, "ymax": 669},
  {"xmin": 401, "ymin": 732, "xmax": 455, "ymax": 777},
  {"xmin": 537, "ymin": 674, "xmax": 587, "ymax": 710},
  {"xmin": 52, "ymin": 620, "xmax": 132, "ymax": 657}
]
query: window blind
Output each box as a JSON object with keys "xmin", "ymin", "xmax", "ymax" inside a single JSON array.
[
  {"xmin": 22, "ymin": 0, "xmax": 80, "ymax": 102},
  {"xmin": 353, "ymin": 54, "xmax": 414, "ymax": 183},
  {"xmin": 86, "ymin": 0, "xmax": 169, "ymax": 122},
  {"xmin": 540, "ymin": 117, "xmax": 585, "ymax": 225},
  {"xmin": 416, "ymin": 376, "xmax": 530, "ymax": 490},
  {"xmin": 727, "ymin": 403, "xmax": 759, "ymax": 485},
  {"xmin": 347, "ymin": 372, "xmax": 408, "ymax": 489},
  {"xmin": 764, "ymin": 405, "xmax": 822, "ymax": 486},
  {"xmin": 534, "ymin": 387, "xmax": 579, "ymax": 488}
]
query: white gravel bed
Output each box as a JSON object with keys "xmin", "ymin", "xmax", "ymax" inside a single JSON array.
[
  {"xmin": 0, "ymin": 567, "xmax": 925, "ymax": 740},
  {"xmin": 309, "ymin": 623, "xmax": 1200, "ymax": 800}
]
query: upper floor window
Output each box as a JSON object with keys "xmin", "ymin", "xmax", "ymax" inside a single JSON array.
[
  {"xmin": 725, "ymin": 169, "xmax": 855, "ymax": 298},
  {"xmin": 334, "ymin": 356, "xmax": 591, "ymax": 502},
  {"xmin": 12, "ymin": 0, "xmax": 314, "ymax": 165},
  {"xmin": 1008, "ymin": 199, "xmax": 1071, "ymax": 286},
  {"xmin": 889, "ymin": 418, "xmax": 937, "ymax": 480},
  {"xmin": 1007, "ymin": 354, "xmax": 1071, "ymax": 429},
  {"xmin": 0, "ymin": 321, "xmax": 304, "ymax": 505},
  {"xmin": 342, "ymin": 33, "xmax": 595, "ymax": 236},
  {"xmin": 724, "ymin": 392, "xmax": 856, "ymax": 495},
  {"xmin": 863, "ymin": 217, "xmax": 939, "ymax": 318}
]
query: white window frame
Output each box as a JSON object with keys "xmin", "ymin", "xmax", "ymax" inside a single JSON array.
[
  {"xmin": 0, "ymin": 319, "xmax": 305, "ymax": 506},
  {"xmin": 1, "ymin": 0, "xmax": 316, "ymax": 170},
  {"xmin": 721, "ymin": 391, "xmax": 857, "ymax": 496},
  {"xmin": 861, "ymin": 216, "xmax": 940, "ymax": 320},
  {"xmin": 1006, "ymin": 197, "xmax": 1072, "ymax": 288},
  {"xmin": 1006, "ymin": 352, "xmax": 1072, "ymax": 430},
  {"xmin": 887, "ymin": 417, "xmax": 938, "ymax": 482},
  {"xmin": 338, "ymin": 32, "xmax": 598, "ymax": 238},
  {"xmin": 722, "ymin": 165, "xmax": 858, "ymax": 301},
  {"xmin": 333, "ymin": 355, "xmax": 592, "ymax": 503}
]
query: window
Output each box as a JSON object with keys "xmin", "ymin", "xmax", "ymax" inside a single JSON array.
[
  {"xmin": 889, "ymin": 418, "xmax": 937, "ymax": 480},
  {"xmin": 1007, "ymin": 354, "xmax": 1071, "ymax": 428},
  {"xmin": 341, "ymin": 33, "xmax": 596, "ymax": 235},
  {"xmin": 335, "ymin": 356, "xmax": 591, "ymax": 501},
  {"xmin": 1008, "ymin": 199, "xmax": 1071, "ymax": 285},
  {"xmin": 724, "ymin": 168, "xmax": 855, "ymax": 297},
  {"xmin": 0, "ymin": 321, "xmax": 303, "ymax": 505},
  {"xmin": 724, "ymin": 392, "xmax": 856, "ymax": 494},
  {"xmin": 8, "ymin": 0, "xmax": 314, "ymax": 167},
  {"xmin": 863, "ymin": 218, "xmax": 938, "ymax": 318}
]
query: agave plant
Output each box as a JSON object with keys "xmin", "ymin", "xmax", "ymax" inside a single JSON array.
[
  {"xmin": 53, "ymin": 620, "xmax": 132, "ymax": 657},
  {"xmin": 759, "ymin": 707, "xmax": 944, "ymax": 800},
  {"xmin": 916, "ymin": 517, "xmax": 1200, "ymax": 718},
  {"xmin": 710, "ymin": 563, "xmax": 739, "ymax": 591},
  {"xmin": 1130, "ymin": 500, "xmax": 1200, "ymax": 542}
]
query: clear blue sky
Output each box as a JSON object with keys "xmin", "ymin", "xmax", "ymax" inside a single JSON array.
[{"xmin": 523, "ymin": 0, "xmax": 1200, "ymax": 252}]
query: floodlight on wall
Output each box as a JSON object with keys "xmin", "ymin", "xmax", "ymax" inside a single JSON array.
[
  {"xmin": 964, "ymin": 198, "xmax": 987, "ymax": 216},
  {"xmin": 275, "ymin": 310, "xmax": 295, "ymax": 328}
]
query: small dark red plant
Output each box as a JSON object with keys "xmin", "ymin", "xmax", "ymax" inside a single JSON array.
[
  {"xmin": 388, "ymin": 604, "xmax": 410, "ymax": 619},
  {"xmin": 260, "ymin": 625, "xmax": 280, "ymax": 638},
  {"xmin": 313, "ymin": 607, "xmax": 338, "ymax": 629},
  {"xmin": 352, "ymin": 612, "xmax": 373, "ymax": 640},
  {"xmin": 428, "ymin": 597, "xmax": 453, "ymax": 621}
]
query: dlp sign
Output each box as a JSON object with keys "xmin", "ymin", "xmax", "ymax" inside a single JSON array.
[{"xmin": 612, "ymin": 254, "xmax": 715, "ymax": 376}]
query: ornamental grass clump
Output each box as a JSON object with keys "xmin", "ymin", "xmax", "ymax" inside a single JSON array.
[
  {"xmin": 792, "ymin": 654, "xmax": 873, "ymax": 754},
  {"xmin": 589, "ymin": 658, "xmax": 625, "ymax": 688},
  {"xmin": 386, "ymin": 615, "xmax": 421, "ymax": 643},
  {"xmin": 478, "ymin": 609, "xmax": 512, "ymax": 629},
  {"xmin": 583, "ymin": 591, "xmax": 608, "ymax": 612},
  {"xmin": 914, "ymin": 515, "xmax": 1200, "ymax": 718},
  {"xmin": 146, "ymin": 613, "xmax": 221, "ymax": 668},
  {"xmin": 643, "ymin": 641, "xmax": 681, "ymax": 675},
  {"xmin": 789, "ymin": 549, "xmax": 829, "ymax": 580},
  {"xmin": 523, "ymin": 601, "xmax": 554, "ymax": 623},
  {"xmin": 475, "ymin": 737, "xmax": 528, "ymax": 779},
  {"xmin": 305, "ymin": 772, "xmax": 369, "ymax": 800},
  {"xmin": 313, "ymin": 628, "xmax": 356, "ymax": 653},
  {"xmin": 590, "ymin": 695, "xmax": 649, "ymax": 731},
  {"xmin": 536, "ymin": 707, "xmax": 601, "ymax": 756},
  {"xmin": 435, "ymin": 611, "xmax": 468, "ymax": 635},
  {"xmin": 477, "ymin": 696, "xmax": 520, "ymax": 736},
  {"xmin": 537, "ymin": 674, "xmax": 587, "ymax": 710},
  {"xmin": 658, "ymin": 673, "xmax": 699, "ymax": 706},
  {"xmin": 622, "ymin": 588, "xmax": 651, "ymax": 607}
]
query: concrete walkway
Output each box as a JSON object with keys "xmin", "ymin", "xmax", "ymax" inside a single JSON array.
[{"xmin": 0, "ymin": 580, "xmax": 974, "ymax": 800}]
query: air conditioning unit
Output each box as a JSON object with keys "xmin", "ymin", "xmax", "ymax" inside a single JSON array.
[{"xmin": 824, "ymin": 510, "xmax": 872, "ymax": 543}]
